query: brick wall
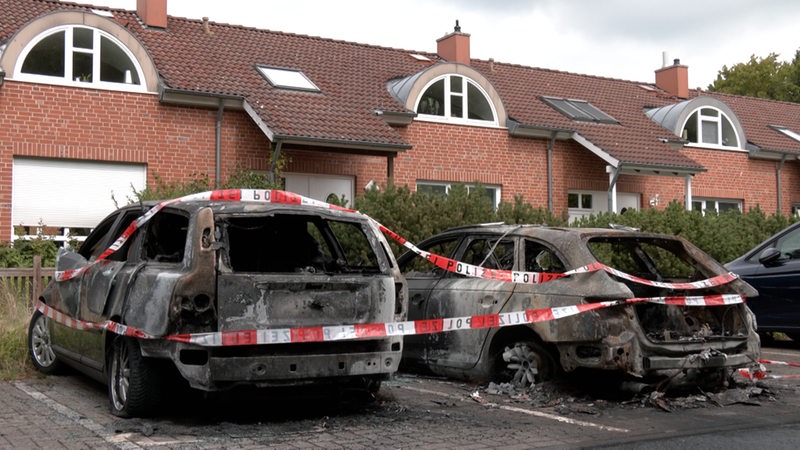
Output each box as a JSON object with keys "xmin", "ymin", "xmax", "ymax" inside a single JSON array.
[
  {"xmin": 2, "ymin": 81, "xmax": 798, "ymax": 243},
  {"xmin": 0, "ymin": 81, "xmax": 273, "ymax": 238}
]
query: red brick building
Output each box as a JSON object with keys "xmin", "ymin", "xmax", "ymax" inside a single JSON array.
[{"xmin": 2, "ymin": 0, "xmax": 799, "ymax": 243}]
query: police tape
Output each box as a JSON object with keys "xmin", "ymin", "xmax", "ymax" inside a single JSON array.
[
  {"xmin": 737, "ymin": 359, "xmax": 800, "ymax": 380},
  {"xmin": 54, "ymin": 189, "xmax": 741, "ymax": 292},
  {"xmin": 35, "ymin": 293, "xmax": 745, "ymax": 347}
]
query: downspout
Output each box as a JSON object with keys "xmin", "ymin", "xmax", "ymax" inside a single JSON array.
[
  {"xmin": 606, "ymin": 165, "xmax": 620, "ymax": 213},
  {"xmin": 685, "ymin": 175, "xmax": 693, "ymax": 211},
  {"xmin": 215, "ymin": 99, "xmax": 224, "ymax": 188},
  {"xmin": 269, "ymin": 140, "xmax": 283, "ymax": 184},
  {"xmin": 777, "ymin": 155, "xmax": 787, "ymax": 214},
  {"xmin": 214, "ymin": 99, "xmax": 225, "ymax": 189},
  {"xmin": 547, "ymin": 132, "xmax": 555, "ymax": 212}
]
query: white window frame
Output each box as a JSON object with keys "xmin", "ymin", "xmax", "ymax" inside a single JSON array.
[
  {"xmin": 417, "ymin": 181, "xmax": 501, "ymax": 208},
  {"xmin": 13, "ymin": 25, "xmax": 147, "ymax": 93},
  {"xmin": 692, "ymin": 197, "xmax": 742, "ymax": 215},
  {"xmin": 256, "ymin": 66, "xmax": 320, "ymax": 92},
  {"xmin": 681, "ymin": 106, "xmax": 743, "ymax": 150},
  {"xmin": 414, "ymin": 74, "xmax": 498, "ymax": 127}
]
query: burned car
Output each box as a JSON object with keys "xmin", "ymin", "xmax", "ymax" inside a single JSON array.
[
  {"xmin": 398, "ymin": 224, "xmax": 759, "ymax": 389},
  {"xmin": 28, "ymin": 197, "xmax": 407, "ymax": 417}
]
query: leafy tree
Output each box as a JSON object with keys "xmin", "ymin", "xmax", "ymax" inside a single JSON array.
[{"xmin": 708, "ymin": 50, "xmax": 800, "ymax": 102}]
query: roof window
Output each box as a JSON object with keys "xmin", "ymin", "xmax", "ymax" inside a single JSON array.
[
  {"xmin": 257, "ymin": 66, "xmax": 320, "ymax": 92},
  {"xmin": 542, "ymin": 97, "xmax": 619, "ymax": 124},
  {"xmin": 771, "ymin": 125, "xmax": 800, "ymax": 143}
]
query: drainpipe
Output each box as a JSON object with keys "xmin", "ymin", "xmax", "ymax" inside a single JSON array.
[
  {"xmin": 685, "ymin": 175, "xmax": 693, "ymax": 211},
  {"xmin": 606, "ymin": 165, "xmax": 620, "ymax": 213},
  {"xmin": 547, "ymin": 132, "xmax": 555, "ymax": 212},
  {"xmin": 777, "ymin": 155, "xmax": 787, "ymax": 214},
  {"xmin": 269, "ymin": 140, "xmax": 283, "ymax": 184},
  {"xmin": 215, "ymin": 99, "xmax": 224, "ymax": 188}
]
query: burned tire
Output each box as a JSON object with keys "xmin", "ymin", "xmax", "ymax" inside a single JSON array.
[
  {"xmin": 492, "ymin": 340, "xmax": 557, "ymax": 388},
  {"xmin": 28, "ymin": 310, "xmax": 62, "ymax": 374},
  {"xmin": 108, "ymin": 337, "xmax": 162, "ymax": 418}
]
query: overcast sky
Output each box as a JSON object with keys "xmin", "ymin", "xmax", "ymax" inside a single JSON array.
[{"xmin": 69, "ymin": 0, "xmax": 800, "ymax": 89}]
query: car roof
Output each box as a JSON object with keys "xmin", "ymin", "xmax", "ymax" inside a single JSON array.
[
  {"xmin": 433, "ymin": 223, "xmax": 680, "ymax": 241},
  {"xmin": 121, "ymin": 199, "xmax": 366, "ymax": 219}
]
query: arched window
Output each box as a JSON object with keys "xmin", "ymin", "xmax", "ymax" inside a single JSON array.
[
  {"xmin": 416, "ymin": 74, "xmax": 496, "ymax": 125},
  {"xmin": 681, "ymin": 107, "xmax": 740, "ymax": 148},
  {"xmin": 16, "ymin": 25, "xmax": 145, "ymax": 91}
]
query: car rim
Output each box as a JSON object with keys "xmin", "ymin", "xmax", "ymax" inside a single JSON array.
[
  {"xmin": 31, "ymin": 315, "xmax": 56, "ymax": 368},
  {"xmin": 110, "ymin": 341, "xmax": 130, "ymax": 412},
  {"xmin": 502, "ymin": 343, "xmax": 540, "ymax": 387}
]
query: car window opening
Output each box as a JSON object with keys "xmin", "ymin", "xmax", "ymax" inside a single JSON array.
[
  {"xmin": 223, "ymin": 214, "xmax": 380, "ymax": 273},
  {"xmin": 587, "ymin": 237, "xmax": 750, "ymax": 343}
]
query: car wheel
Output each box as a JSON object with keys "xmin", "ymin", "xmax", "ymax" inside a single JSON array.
[
  {"xmin": 493, "ymin": 341, "xmax": 556, "ymax": 388},
  {"xmin": 108, "ymin": 337, "xmax": 162, "ymax": 417},
  {"xmin": 28, "ymin": 310, "xmax": 62, "ymax": 374}
]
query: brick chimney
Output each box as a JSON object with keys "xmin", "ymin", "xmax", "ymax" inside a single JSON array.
[
  {"xmin": 437, "ymin": 20, "xmax": 470, "ymax": 64},
  {"xmin": 137, "ymin": 0, "xmax": 167, "ymax": 28},
  {"xmin": 655, "ymin": 56, "xmax": 689, "ymax": 98}
]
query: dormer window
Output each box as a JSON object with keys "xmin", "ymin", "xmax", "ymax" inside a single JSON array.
[
  {"xmin": 16, "ymin": 25, "xmax": 145, "ymax": 91},
  {"xmin": 682, "ymin": 107, "xmax": 739, "ymax": 148},
  {"xmin": 416, "ymin": 74, "xmax": 497, "ymax": 125}
]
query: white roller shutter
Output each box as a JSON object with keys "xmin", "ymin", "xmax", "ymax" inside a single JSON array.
[
  {"xmin": 12, "ymin": 157, "xmax": 146, "ymax": 230},
  {"xmin": 284, "ymin": 173, "xmax": 354, "ymax": 206}
]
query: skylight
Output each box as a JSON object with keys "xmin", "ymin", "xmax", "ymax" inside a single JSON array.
[
  {"xmin": 257, "ymin": 66, "xmax": 319, "ymax": 92},
  {"xmin": 542, "ymin": 97, "xmax": 618, "ymax": 124},
  {"xmin": 772, "ymin": 125, "xmax": 800, "ymax": 143}
]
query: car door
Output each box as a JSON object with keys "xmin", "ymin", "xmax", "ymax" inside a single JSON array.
[
  {"xmin": 399, "ymin": 235, "xmax": 461, "ymax": 364},
  {"xmin": 424, "ymin": 234, "xmax": 516, "ymax": 370},
  {"xmin": 745, "ymin": 226, "xmax": 800, "ymax": 331},
  {"xmin": 52, "ymin": 209, "xmax": 140, "ymax": 371}
]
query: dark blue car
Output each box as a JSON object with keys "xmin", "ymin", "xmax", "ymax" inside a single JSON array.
[{"xmin": 726, "ymin": 222, "xmax": 800, "ymax": 341}]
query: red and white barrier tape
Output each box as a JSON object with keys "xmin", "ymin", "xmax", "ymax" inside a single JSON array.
[
  {"xmin": 36, "ymin": 293, "xmax": 744, "ymax": 347},
  {"xmin": 56, "ymin": 189, "xmax": 741, "ymax": 291},
  {"xmin": 736, "ymin": 359, "xmax": 800, "ymax": 380},
  {"xmin": 758, "ymin": 358, "xmax": 800, "ymax": 368}
]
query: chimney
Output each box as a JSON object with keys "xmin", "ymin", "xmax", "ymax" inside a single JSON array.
[
  {"xmin": 655, "ymin": 55, "xmax": 689, "ymax": 98},
  {"xmin": 437, "ymin": 20, "xmax": 470, "ymax": 64},
  {"xmin": 137, "ymin": 0, "xmax": 167, "ymax": 28}
]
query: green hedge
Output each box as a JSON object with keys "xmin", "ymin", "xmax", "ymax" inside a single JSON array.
[
  {"xmin": 572, "ymin": 201, "xmax": 796, "ymax": 263},
  {"xmin": 355, "ymin": 184, "xmax": 796, "ymax": 264},
  {"xmin": 4, "ymin": 181, "xmax": 792, "ymax": 269},
  {"xmin": 353, "ymin": 183, "xmax": 565, "ymax": 256}
]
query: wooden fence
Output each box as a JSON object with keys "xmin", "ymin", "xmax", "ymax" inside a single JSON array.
[{"xmin": 0, "ymin": 256, "xmax": 55, "ymax": 306}]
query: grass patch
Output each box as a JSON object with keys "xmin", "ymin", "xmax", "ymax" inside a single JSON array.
[{"xmin": 0, "ymin": 279, "xmax": 35, "ymax": 380}]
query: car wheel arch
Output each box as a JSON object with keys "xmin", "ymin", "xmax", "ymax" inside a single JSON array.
[{"xmin": 484, "ymin": 326, "xmax": 561, "ymax": 384}]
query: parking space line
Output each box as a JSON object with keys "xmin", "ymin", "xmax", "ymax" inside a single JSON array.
[
  {"xmin": 398, "ymin": 384, "xmax": 630, "ymax": 433},
  {"xmin": 14, "ymin": 381, "xmax": 143, "ymax": 450}
]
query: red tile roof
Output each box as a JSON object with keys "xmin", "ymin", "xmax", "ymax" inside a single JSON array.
[{"xmin": 3, "ymin": 0, "xmax": 800, "ymax": 166}]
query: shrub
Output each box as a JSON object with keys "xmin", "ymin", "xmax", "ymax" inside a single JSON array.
[
  {"xmin": 354, "ymin": 182, "xmax": 565, "ymax": 256},
  {"xmin": 571, "ymin": 201, "xmax": 797, "ymax": 263}
]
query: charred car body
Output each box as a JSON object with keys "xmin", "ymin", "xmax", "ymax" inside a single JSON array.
[
  {"xmin": 398, "ymin": 224, "xmax": 760, "ymax": 388},
  {"xmin": 28, "ymin": 200, "xmax": 407, "ymax": 417}
]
